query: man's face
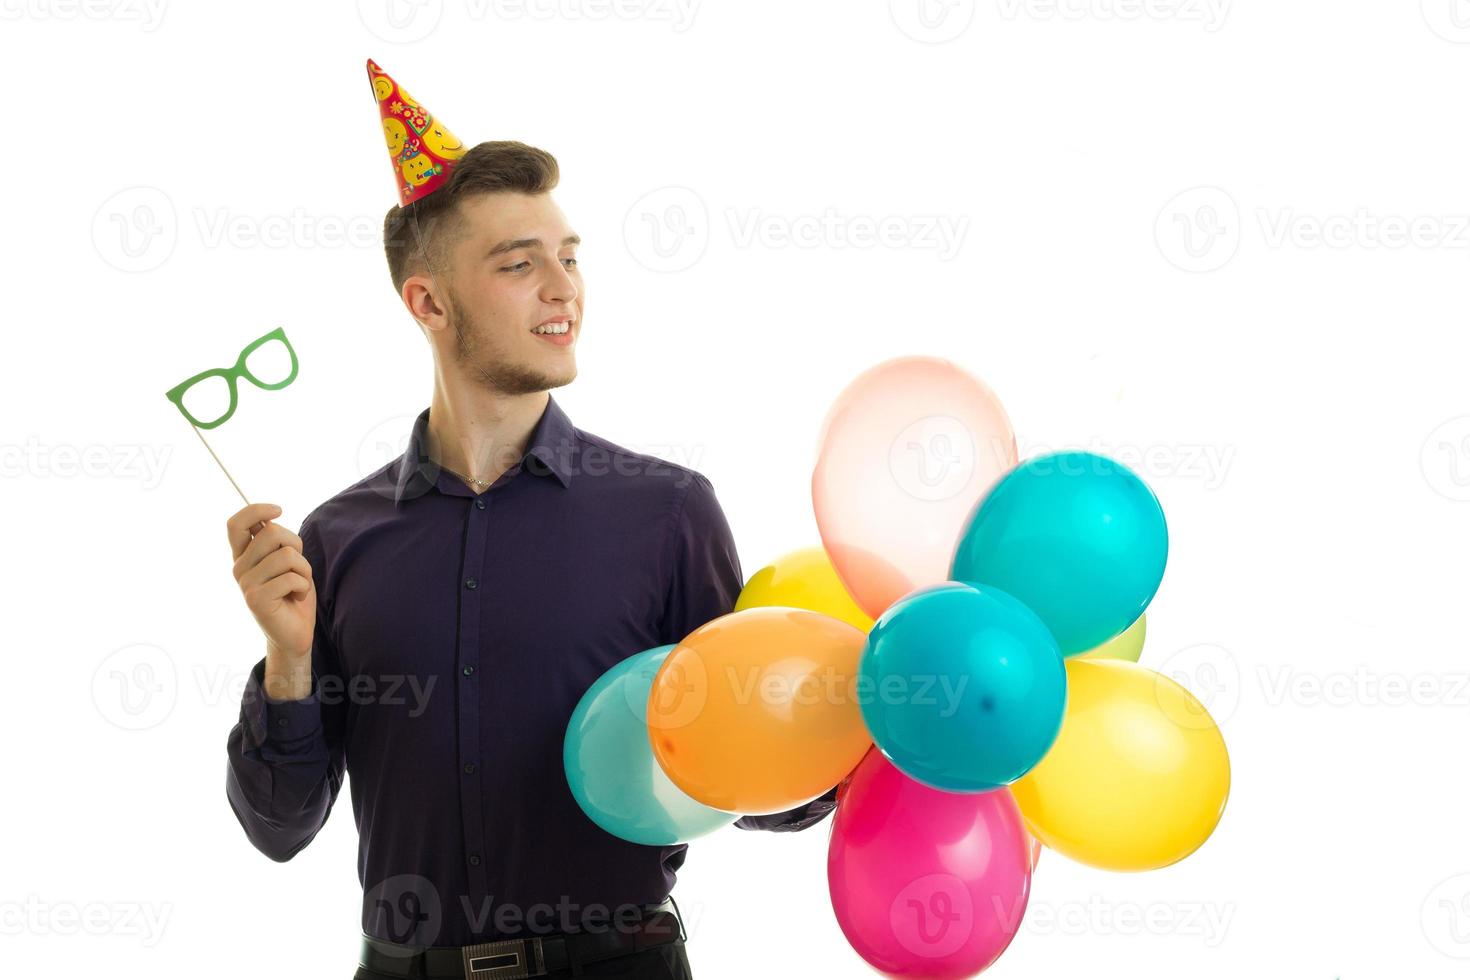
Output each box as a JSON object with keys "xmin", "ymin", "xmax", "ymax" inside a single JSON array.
[{"xmin": 432, "ymin": 191, "xmax": 583, "ymax": 395}]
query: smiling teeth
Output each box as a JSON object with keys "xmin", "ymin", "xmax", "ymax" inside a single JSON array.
[{"xmin": 533, "ymin": 322, "xmax": 570, "ymax": 334}]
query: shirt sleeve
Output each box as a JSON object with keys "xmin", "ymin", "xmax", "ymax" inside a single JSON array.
[
  {"xmin": 224, "ymin": 514, "xmax": 348, "ymax": 862},
  {"xmin": 657, "ymin": 471, "xmax": 744, "ymax": 647},
  {"xmin": 657, "ymin": 473, "xmax": 838, "ymax": 834},
  {"xmin": 731, "ymin": 785, "xmax": 839, "ymax": 833}
]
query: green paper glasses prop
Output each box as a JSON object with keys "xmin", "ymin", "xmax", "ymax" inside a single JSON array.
[{"xmin": 163, "ymin": 327, "xmax": 299, "ymax": 504}]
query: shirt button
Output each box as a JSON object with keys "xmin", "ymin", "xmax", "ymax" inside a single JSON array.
[
  {"xmin": 463, "ymin": 763, "xmax": 476, "ymax": 774},
  {"xmin": 465, "ymin": 578, "xmax": 478, "ymax": 590},
  {"xmin": 469, "ymin": 854, "xmax": 481, "ymax": 867},
  {"xmin": 475, "ymin": 499, "xmax": 486, "ymax": 510},
  {"xmin": 462, "ymin": 665, "xmax": 475, "ymax": 676}
]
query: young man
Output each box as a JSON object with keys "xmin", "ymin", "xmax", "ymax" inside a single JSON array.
[{"xmin": 223, "ymin": 64, "xmax": 835, "ymax": 980}]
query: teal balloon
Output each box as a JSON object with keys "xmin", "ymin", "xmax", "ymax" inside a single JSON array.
[
  {"xmin": 950, "ymin": 451, "xmax": 1168, "ymax": 656},
  {"xmin": 563, "ymin": 645, "xmax": 737, "ymax": 845},
  {"xmin": 858, "ymin": 582, "xmax": 1066, "ymax": 792}
]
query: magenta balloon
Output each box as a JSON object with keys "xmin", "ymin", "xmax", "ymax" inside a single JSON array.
[
  {"xmin": 812, "ymin": 357, "xmax": 1017, "ymax": 620},
  {"xmin": 828, "ymin": 749, "xmax": 1032, "ymax": 978}
]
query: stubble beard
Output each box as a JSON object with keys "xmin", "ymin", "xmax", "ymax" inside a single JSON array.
[{"xmin": 446, "ymin": 284, "xmax": 575, "ymax": 396}]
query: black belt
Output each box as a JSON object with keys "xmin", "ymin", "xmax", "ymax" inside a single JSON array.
[{"xmin": 358, "ymin": 897, "xmax": 686, "ymax": 979}]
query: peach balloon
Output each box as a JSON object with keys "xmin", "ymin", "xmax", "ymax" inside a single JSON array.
[
  {"xmin": 646, "ymin": 606, "xmax": 872, "ymax": 815},
  {"xmin": 812, "ymin": 357, "xmax": 1018, "ymax": 620}
]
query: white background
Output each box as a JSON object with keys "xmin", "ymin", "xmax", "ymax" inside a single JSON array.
[{"xmin": 4, "ymin": 0, "xmax": 1469, "ymax": 977}]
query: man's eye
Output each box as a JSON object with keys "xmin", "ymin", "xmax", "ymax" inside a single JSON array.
[
  {"xmin": 562, "ymin": 257, "xmax": 578, "ymax": 268},
  {"xmin": 502, "ymin": 261, "xmax": 530, "ymax": 272}
]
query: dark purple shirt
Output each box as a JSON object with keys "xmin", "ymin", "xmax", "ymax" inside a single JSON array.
[{"xmin": 225, "ymin": 394, "xmax": 836, "ymax": 946}]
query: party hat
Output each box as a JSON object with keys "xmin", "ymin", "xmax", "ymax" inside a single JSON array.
[{"xmin": 367, "ymin": 58, "xmax": 467, "ymax": 207}]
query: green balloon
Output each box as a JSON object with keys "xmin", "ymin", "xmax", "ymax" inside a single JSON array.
[{"xmin": 1077, "ymin": 613, "xmax": 1147, "ymax": 663}]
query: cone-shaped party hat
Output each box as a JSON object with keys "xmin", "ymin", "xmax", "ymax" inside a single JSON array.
[{"xmin": 367, "ymin": 58, "xmax": 467, "ymax": 207}]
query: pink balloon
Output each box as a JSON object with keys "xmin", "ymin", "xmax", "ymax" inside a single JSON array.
[
  {"xmin": 812, "ymin": 357, "xmax": 1017, "ymax": 620},
  {"xmin": 828, "ymin": 749, "xmax": 1032, "ymax": 979}
]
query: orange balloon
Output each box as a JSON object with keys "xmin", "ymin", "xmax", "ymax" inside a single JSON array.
[
  {"xmin": 812, "ymin": 357, "xmax": 1018, "ymax": 620},
  {"xmin": 647, "ymin": 607, "xmax": 871, "ymax": 815}
]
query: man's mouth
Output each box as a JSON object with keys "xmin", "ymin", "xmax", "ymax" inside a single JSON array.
[{"xmin": 531, "ymin": 319, "xmax": 573, "ymax": 335}]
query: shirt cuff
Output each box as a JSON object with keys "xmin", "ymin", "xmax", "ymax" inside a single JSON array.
[{"xmin": 242, "ymin": 657, "xmax": 323, "ymax": 749}]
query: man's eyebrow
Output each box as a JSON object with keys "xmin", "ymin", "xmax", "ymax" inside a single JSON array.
[{"xmin": 486, "ymin": 235, "xmax": 581, "ymax": 257}]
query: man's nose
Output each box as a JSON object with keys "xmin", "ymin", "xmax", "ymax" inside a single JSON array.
[{"xmin": 542, "ymin": 261, "xmax": 579, "ymax": 304}]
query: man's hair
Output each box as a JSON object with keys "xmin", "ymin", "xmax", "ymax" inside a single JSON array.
[{"xmin": 382, "ymin": 141, "xmax": 560, "ymax": 295}]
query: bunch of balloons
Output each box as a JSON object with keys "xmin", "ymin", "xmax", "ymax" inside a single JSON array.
[{"xmin": 564, "ymin": 356, "xmax": 1230, "ymax": 978}]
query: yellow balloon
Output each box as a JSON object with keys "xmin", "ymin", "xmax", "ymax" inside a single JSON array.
[
  {"xmin": 1076, "ymin": 613, "xmax": 1147, "ymax": 662},
  {"xmin": 735, "ymin": 546, "xmax": 874, "ymax": 633},
  {"xmin": 1011, "ymin": 658, "xmax": 1229, "ymax": 871}
]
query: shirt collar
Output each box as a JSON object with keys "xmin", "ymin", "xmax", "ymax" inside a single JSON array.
[{"xmin": 394, "ymin": 393, "xmax": 576, "ymax": 504}]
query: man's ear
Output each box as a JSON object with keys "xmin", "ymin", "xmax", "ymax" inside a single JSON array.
[{"xmin": 402, "ymin": 274, "xmax": 450, "ymax": 332}]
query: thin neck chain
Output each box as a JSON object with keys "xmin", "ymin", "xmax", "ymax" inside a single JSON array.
[{"xmin": 435, "ymin": 461, "xmax": 492, "ymax": 490}]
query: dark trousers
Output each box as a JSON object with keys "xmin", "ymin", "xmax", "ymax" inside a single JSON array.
[{"xmin": 354, "ymin": 938, "xmax": 692, "ymax": 980}]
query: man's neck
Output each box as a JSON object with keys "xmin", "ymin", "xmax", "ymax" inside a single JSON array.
[{"xmin": 425, "ymin": 386, "xmax": 549, "ymax": 490}]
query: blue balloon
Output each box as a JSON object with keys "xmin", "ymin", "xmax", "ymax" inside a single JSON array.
[
  {"xmin": 563, "ymin": 645, "xmax": 737, "ymax": 845},
  {"xmin": 951, "ymin": 451, "xmax": 1168, "ymax": 656},
  {"xmin": 858, "ymin": 583, "xmax": 1066, "ymax": 792}
]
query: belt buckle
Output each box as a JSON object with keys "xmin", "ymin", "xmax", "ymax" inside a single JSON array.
[{"xmin": 460, "ymin": 937, "xmax": 544, "ymax": 979}]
